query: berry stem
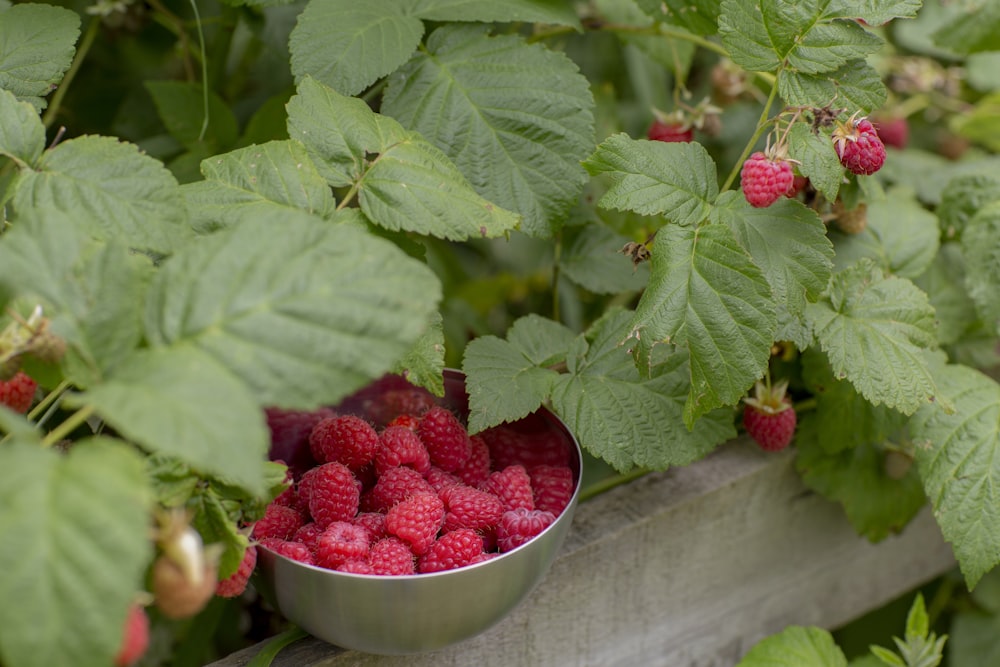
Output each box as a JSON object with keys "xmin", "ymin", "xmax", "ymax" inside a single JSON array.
[
  {"xmin": 26, "ymin": 379, "xmax": 71, "ymax": 423},
  {"xmin": 720, "ymin": 81, "xmax": 779, "ymax": 193},
  {"xmin": 40, "ymin": 404, "xmax": 95, "ymax": 448}
]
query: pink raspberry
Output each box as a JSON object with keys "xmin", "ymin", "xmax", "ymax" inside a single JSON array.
[
  {"xmin": 337, "ymin": 560, "xmax": 375, "ymax": 574},
  {"xmin": 497, "ymin": 508, "xmax": 556, "ymax": 552},
  {"xmin": 352, "ymin": 512, "xmax": 388, "ymax": 540},
  {"xmin": 874, "ymin": 116, "xmax": 908, "ymax": 149},
  {"xmin": 834, "ymin": 115, "xmax": 886, "ymax": 175},
  {"xmin": 114, "ymin": 604, "xmax": 149, "ymax": 667},
  {"xmin": 361, "ymin": 466, "xmax": 435, "ymax": 513},
  {"xmin": 253, "ymin": 503, "xmax": 305, "ymax": 541},
  {"xmin": 300, "ymin": 462, "xmax": 360, "ymax": 529},
  {"xmin": 365, "ymin": 388, "xmax": 437, "ymax": 427},
  {"xmin": 418, "ymin": 529, "xmax": 485, "ymax": 573},
  {"xmin": 647, "ymin": 118, "xmax": 693, "ymax": 143},
  {"xmin": 481, "ymin": 426, "xmax": 570, "ymax": 470},
  {"xmin": 454, "ymin": 435, "xmax": 491, "ymax": 488},
  {"xmin": 530, "ymin": 465, "xmax": 575, "ymax": 515},
  {"xmin": 308, "ymin": 415, "xmax": 379, "ymax": 470},
  {"xmin": 292, "ymin": 522, "xmax": 324, "ymax": 553},
  {"xmin": 440, "ymin": 484, "xmax": 504, "ymax": 533},
  {"xmin": 369, "ymin": 537, "xmax": 416, "ymax": 575},
  {"xmin": 264, "ymin": 539, "xmax": 315, "ymax": 565},
  {"xmin": 740, "ymin": 151, "xmax": 794, "ymax": 208},
  {"xmin": 484, "ymin": 465, "xmax": 535, "ymax": 512},
  {"xmin": 315, "ymin": 521, "xmax": 371, "ymax": 569},
  {"xmin": 385, "ymin": 493, "xmax": 445, "ymax": 555},
  {"xmin": 264, "ymin": 407, "xmax": 333, "ymax": 478},
  {"xmin": 0, "ymin": 371, "xmax": 36, "ymax": 414},
  {"xmin": 417, "ymin": 406, "xmax": 472, "ymax": 472},
  {"xmin": 216, "ymin": 545, "xmax": 258, "ymax": 598},
  {"xmin": 375, "ymin": 425, "xmax": 431, "ymax": 475}
]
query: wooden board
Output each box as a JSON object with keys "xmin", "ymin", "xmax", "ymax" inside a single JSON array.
[{"xmin": 211, "ymin": 440, "xmax": 957, "ymax": 667}]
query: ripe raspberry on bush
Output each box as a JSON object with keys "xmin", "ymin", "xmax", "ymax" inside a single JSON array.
[
  {"xmin": 741, "ymin": 150, "xmax": 795, "ymax": 208},
  {"xmin": 114, "ymin": 604, "xmax": 149, "ymax": 667},
  {"xmin": 418, "ymin": 528, "xmax": 485, "ymax": 573},
  {"xmin": 833, "ymin": 114, "xmax": 886, "ymax": 175},
  {"xmin": 497, "ymin": 508, "xmax": 556, "ymax": 552},
  {"xmin": 385, "ymin": 492, "xmax": 445, "ymax": 555},
  {"xmin": 647, "ymin": 118, "xmax": 694, "ymax": 143},
  {"xmin": 299, "ymin": 461, "xmax": 360, "ymax": 529},
  {"xmin": 309, "ymin": 414, "xmax": 379, "ymax": 470},
  {"xmin": 375, "ymin": 425, "xmax": 431, "ymax": 475},
  {"xmin": 0, "ymin": 370, "xmax": 36, "ymax": 414},
  {"xmin": 440, "ymin": 484, "xmax": 504, "ymax": 533},
  {"xmin": 743, "ymin": 379, "xmax": 797, "ymax": 452},
  {"xmin": 216, "ymin": 544, "xmax": 257, "ymax": 598},
  {"xmin": 529, "ymin": 465, "xmax": 575, "ymax": 515},
  {"xmin": 315, "ymin": 521, "xmax": 371, "ymax": 569},
  {"xmin": 418, "ymin": 406, "xmax": 472, "ymax": 472},
  {"xmin": 484, "ymin": 464, "xmax": 535, "ymax": 512},
  {"xmin": 873, "ymin": 115, "xmax": 909, "ymax": 149},
  {"xmin": 253, "ymin": 502, "xmax": 306, "ymax": 540}
]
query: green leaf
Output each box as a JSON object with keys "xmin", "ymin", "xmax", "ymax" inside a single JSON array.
[
  {"xmin": 634, "ymin": 0, "xmax": 722, "ymax": 35},
  {"xmin": 795, "ymin": 415, "xmax": 925, "ymax": 542},
  {"xmin": 144, "ymin": 212, "xmax": 442, "ymax": 408},
  {"xmin": 825, "ymin": 0, "xmax": 922, "ymax": 25},
  {"xmin": 550, "ymin": 309, "xmax": 734, "ymax": 471},
  {"xmin": 911, "ymin": 363, "xmax": 1000, "ymax": 588},
  {"xmin": 191, "ymin": 489, "xmax": 250, "ymax": 579},
  {"xmin": 736, "ymin": 626, "xmax": 848, "ymax": 667},
  {"xmin": 583, "ymin": 133, "xmax": 718, "ymax": 224},
  {"xmin": 238, "ymin": 89, "xmax": 293, "ymax": 147},
  {"xmin": 595, "ymin": 0, "xmax": 697, "ymax": 73},
  {"xmin": 962, "ymin": 202, "xmax": 1000, "ymax": 333},
  {"xmin": 288, "ymin": 0, "xmax": 424, "ymax": 96},
  {"xmin": 932, "ymin": 3, "xmax": 1000, "ymax": 54},
  {"xmin": 0, "ymin": 209, "xmax": 152, "ymax": 387},
  {"xmin": 966, "ymin": 52, "xmax": 1000, "ymax": 92},
  {"xmin": 0, "ymin": 88, "xmax": 44, "ymax": 166},
  {"xmin": 407, "ymin": 0, "xmax": 582, "ymax": 27},
  {"xmin": 951, "ymin": 606, "xmax": 1000, "ymax": 667},
  {"xmin": 806, "ymin": 260, "xmax": 937, "ymax": 414},
  {"xmin": 0, "ymin": 3, "xmax": 79, "ymax": 110},
  {"xmin": 145, "ymin": 81, "xmax": 239, "ymax": 152},
  {"xmin": 937, "ymin": 173, "xmax": 1000, "ymax": 240},
  {"xmin": 0, "ymin": 438, "xmax": 152, "ymax": 667},
  {"xmin": 914, "ymin": 243, "xmax": 979, "ymax": 347},
  {"xmin": 382, "ymin": 25, "xmax": 595, "ymax": 237},
  {"xmin": 779, "ymin": 60, "xmax": 887, "ymax": 115},
  {"xmin": 711, "ymin": 192, "xmax": 833, "ymax": 318},
  {"xmin": 463, "ymin": 314, "xmax": 577, "ymax": 432},
  {"xmin": 953, "ymin": 92, "xmax": 1000, "ymax": 152},
  {"xmin": 12, "ymin": 135, "xmax": 192, "ymax": 256},
  {"xmin": 559, "ymin": 222, "xmax": 650, "ymax": 295},
  {"xmin": 906, "ymin": 593, "xmax": 929, "ymax": 640},
  {"xmin": 869, "ymin": 645, "xmax": 906, "ymax": 667},
  {"xmin": 390, "ymin": 311, "xmax": 446, "ymax": 397},
  {"xmin": 879, "ymin": 150, "xmax": 1000, "ymax": 207},
  {"xmin": 631, "ymin": 223, "xmax": 776, "ymax": 426},
  {"xmin": 288, "ymin": 77, "xmax": 520, "ymax": 240},
  {"xmin": 75, "ymin": 345, "xmax": 270, "ymax": 494},
  {"xmin": 181, "ymin": 140, "xmax": 336, "ymax": 233},
  {"xmin": 719, "ymin": 0, "xmax": 883, "ymax": 75},
  {"xmin": 787, "ymin": 122, "xmax": 844, "ymax": 203}
]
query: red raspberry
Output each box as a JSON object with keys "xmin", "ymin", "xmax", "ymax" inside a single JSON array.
[
  {"xmin": 454, "ymin": 435, "xmax": 491, "ymax": 488},
  {"xmin": 0, "ymin": 371, "xmax": 36, "ymax": 414},
  {"xmin": 387, "ymin": 413, "xmax": 421, "ymax": 430},
  {"xmin": 873, "ymin": 115, "xmax": 908, "ymax": 149},
  {"xmin": 365, "ymin": 388, "xmax": 437, "ymax": 426},
  {"xmin": 385, "ymin": 493, "xmax": 445, "ymax": 555},
  {"xmin": 833, "ymin": 115, "xmax": 886, "ymax": 175},
  {"xmin": 315, "ymin": 521, "xmax": 371, "ymax": 569},
  {"xmin": 497, "ymin": 508, "xmax": 556, "ymax": 552},
  {"xmin": 480, "ymin": 425, "xmax": 570, "ymax": 470},
  {"xmin": 785, "ymin": 175, "xmax": 809, "ymax": 198},
  {"xmin": 264, "ymin": 539, "xmax": 315, "ymax": 565},
  {"xmin": 529, "ymin": 465, "xmax": 574, "ymax": 515},
  {"xmin": 300, "ymin": 462, "xmax": 360, "ymax": 529},
  {"xmin": 740, "ymin": 151, "xmax": 794, "ymax": 208},
  {"xmin": 484, "ymin": 465, "xmax": 535, "ymax": 512},
  {"xmin": 468, "ymin": 552, "xmax": 499, "ymax": 565},
  {"xmin": 742, "ymin": 379, "xmax": 797, "ymax": 452},
  {"xmin": 361, "ymin": 466, "xmax": 435, "ymax": 513},
  {"xmin": 440, "ymin": 484, "xmax": 504, "ymax": 533},
  {"xmin": 426, "ymin": 466, "xmax": 464, "ymax": 493},
  {"xmin": 308, "ymin": 415, "xmax": 379, "ymax": 470},
  {"xmin": 375, "ymin": 425, "xmax": 431, "ymax": 475},
  {"xmin": 114, "ymin": 604, "xmax": 149, "ymax": 667},
  {"xmin": 417, "ymin": 406, "xmax": 472, "ymax": 472},
  {"xmin": 418, "ymin": 528, "xmax": 485, "ymax": 573},
  {"xmin": 253, "ymin": 503, "xmax": 305, "ymax": 540},
  {"xmin": 352, "ymin": 512, "xmax": 388, "ymax": 540},
  {"xmin": 338, "ymin": 560, "xmax": 375, "ymax": 574},
  {"xmin": 272, "ymin": 468, "xmax": 309, "ymax": 515},
  {"xmin": 369, "ymin": 537, "xmax": 416, "ymax": 575},
  {"xmin": 292, "ymin": 522, "xmax": 323, "ymax": 553},
  {"xmin": 216, "ymin": 545, "xmax": 257, "ymax": 598},
  {"xmin": 647, "ymin": 119, "xmax": 693, "ymax": 143},
  {"xmin": 264, "ymin": 407, "xmax": 332, "ymax": 478}
]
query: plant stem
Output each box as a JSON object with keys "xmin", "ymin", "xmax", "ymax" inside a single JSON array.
[
  {"xmin": 147, "ymin": 0, "xmax": 197, "ymax": 80},
  {"xmin": 42, "ymin": 17, "xmax": 100, "ymax": 129},
  {"xmin": 926, "ymin": 574, "xmax": 956, "ymax": 628},
  {"xmin": 41, "ymin": 405, "xmax": 95, "ymax": 448},
  {"xmin": 720, "ymin": 81, "xmax": 780, "ymax": 192},
  {"xmin": 27, "ymin": 380, "xmax": 70, "ymax": 423},
  {"xmin": 552, "ymin": 231, "xmax": 562, "ymax": 322},
  {"xmin": 578, "ymin": 468, "xmax": 651, "ymax": 502},
  {"xmin": 187, "ymin": 0, "xmax": 210, "ymax": 142}
]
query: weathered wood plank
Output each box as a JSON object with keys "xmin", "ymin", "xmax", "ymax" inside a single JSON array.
[{"xmin": 212, "ymin": 440, "xmax": 956, "ymax": 667}]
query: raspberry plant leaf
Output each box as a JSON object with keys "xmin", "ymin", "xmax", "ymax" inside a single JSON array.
[
  {"xmin": 778, "ymin": 60, "xmax": 887, "ymax": 115},
  {"xmin": 382, "ymin": 25, "xmax": 595, "ymax": 237},
  {"xmin": 911, "ymin": 362, "xmax": 1000, "ymax": 588},
  {"xmin": 0, "ymin": 438, "xmax": 152, "ymax": 667},
  {"xmin": 914, "ymin": 243, "xmax": 979, "ymax": 347},
  {"xmin": 961, "ymin": 201, "xmax": 1000, "ymax": 333},
  {"xmin": 143, "ymin": 213, "xmax": 442, "ymax": 409},
  {"xmin": 0, "ymin": 89, "xmax": 44, "ymax": 167},
  {"xmin": 633, "ymin": 0, "xmax": 721, "ymax": 35},
  {"xmin": 558, "ymin": 222, "xmax": 650, "ymax": 294},
  {"xmin": 736, "ymin": 626, "xmax": 847, "ymax": 667},
  {"xmin": 0, "ymin": 209, "xmax": 152, "ymax": 388},
  {"xmin": 390, "ymin": 311, "xmax": 446, "ymax": 397},
  {"xmin": 583, "ymin": 134, "xmax": 718, "ymax": 224},
  {"xmin": 288, "ymin": 77, "xmax": 520, "ymax": 240},
  {"xmin": 405, "ymin": 0, "xmax": 581, "ymax": 27},
  {"xmin": 594, "ymin": 0, "xmax": 697, "ymax": 74},
  {"xmin": 937, "ymin": 173, "xmax": 1000, "ymax": 240},
  {"xmin": 710, "ymin": 191, "xmax": 833, "ymax": 319},
  {"xmin": 0, "ymin": 3, "xmax": 79, "ymax": 110},
  {"xmin": 74, "ymin": 344, "xmax": 272, "ymax": 494},
  {"xmin": 631, "ymin": 223, "xmax": 776, "ymax": 427},
  {"xmin": 825, "ymin": 0, "xmax": 922, "ymax": 25},
  {"xmin": 145, "ymin": 81, "xmax": 239, "ymax": 154},
  {"xmin": 181, "ymin": 140, "xmax": 337, "ymax": 233},
  {"xmin": 550, "ymin": 309, "xmax": 734, "ymax": 471},
  {"xmin": 931, "ymin": 2, "xmax": 1000, "ymax": 55},
  {"xmin": 806, "ymin": 259, "xmax": 938, "ymax": 415},
  {"xmin": 190, "ymin": 487, "xmax": 251, "ymax": 579},
  {"xmin": 463, "ymin": 314, "xmax": 577, "ymax": 432},
  {"xmin": 787, "ymin": 122, "xmax": 843, "ymax": 204},
  {"xmin": 10, "ymin": 135, "xmax": 193, "ymax": 256}
]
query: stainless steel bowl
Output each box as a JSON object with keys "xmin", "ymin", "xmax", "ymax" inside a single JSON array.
[{"xmin": 255, "ymin": 369, "xmax": 582, "ymax": 655}]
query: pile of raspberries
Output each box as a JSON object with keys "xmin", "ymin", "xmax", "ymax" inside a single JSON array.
[{"xmin": 255, "ymin": 385, "xmax": 576, "ymax": 576}]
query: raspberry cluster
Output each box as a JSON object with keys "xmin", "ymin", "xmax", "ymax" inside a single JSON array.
[{"xmin": 257, "ymin": 390, "xmax": 576, "ymax": 576}]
